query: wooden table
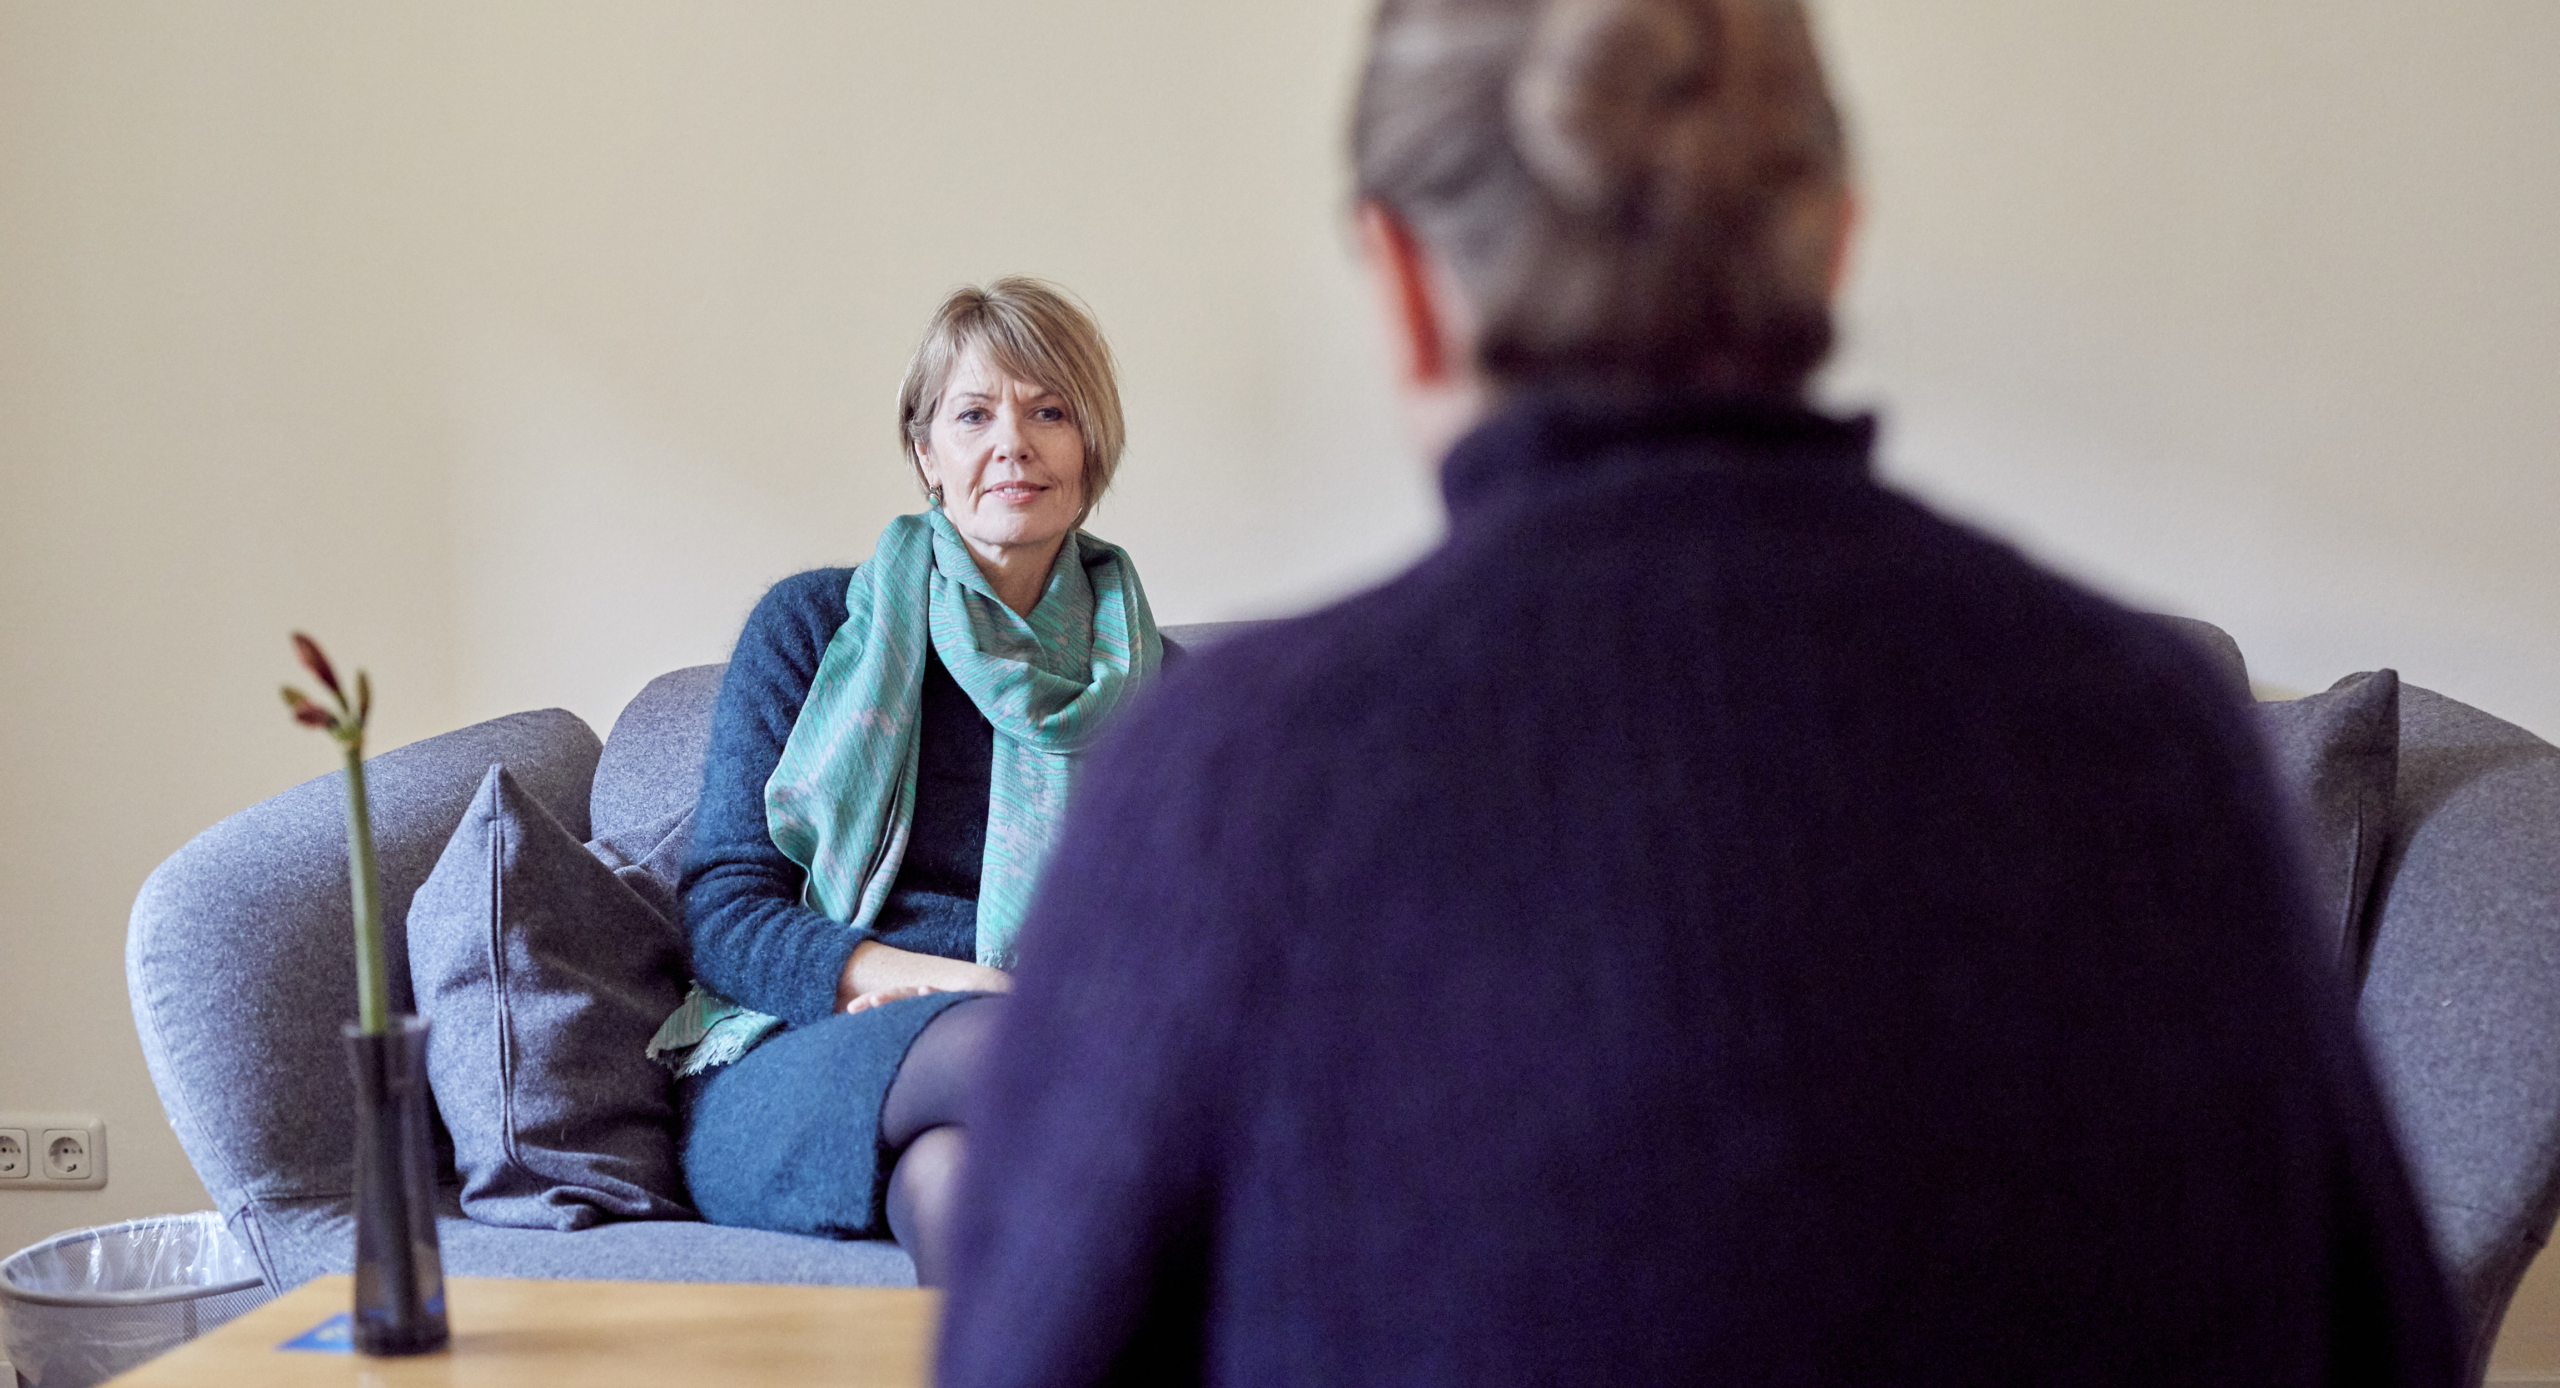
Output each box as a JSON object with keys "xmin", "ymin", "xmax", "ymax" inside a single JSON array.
[{"xmin": 104, "ymin": 1274, "xmax": 938, "ymax": 1387}]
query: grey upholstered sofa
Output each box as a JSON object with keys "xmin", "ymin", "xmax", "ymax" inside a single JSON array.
[
  {"xmin": 127, "ymin": 619, "xmax": 2560, "ymax": 1379},
  {"xmin": 124, "ymin": 622, "xmax": 1248, "ymax": 1296}
]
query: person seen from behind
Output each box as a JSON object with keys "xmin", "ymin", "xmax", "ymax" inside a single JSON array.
[{"xmin": 934, "ymin": 2, "xmax": 2462, "ymax": 1382}]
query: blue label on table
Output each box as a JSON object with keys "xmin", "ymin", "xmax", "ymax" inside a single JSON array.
[{"xmin": 280, "ymin": 1312, "xmax": 355, "ymax": 1353}]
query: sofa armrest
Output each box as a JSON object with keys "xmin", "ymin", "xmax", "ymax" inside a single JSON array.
[{"xmin": 128, "ymin": 709, "xmax": 602, "ymax": 1224}]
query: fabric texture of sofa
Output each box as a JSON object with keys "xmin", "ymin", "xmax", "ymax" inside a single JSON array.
[{"xmin": 126, "ymin": 617, "xmax": 2560, "ymax": 1379}]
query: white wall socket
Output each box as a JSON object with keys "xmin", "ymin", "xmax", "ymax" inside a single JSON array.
[{"xmin": 0, "ymin": 1113, "xmax": 106, "ymax": 1191}]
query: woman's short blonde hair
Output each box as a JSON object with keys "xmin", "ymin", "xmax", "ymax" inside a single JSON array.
[{"xmin": 896, "ymin": 277, "xmax": 1126, "ymax": 519}]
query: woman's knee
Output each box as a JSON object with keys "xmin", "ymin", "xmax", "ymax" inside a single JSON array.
[
  {"xmin": 887, "ymin": 1124, "xmax": 970, "ymax": 1285},
  {"xmin": 896, "ymin": 1124, "xmax": 967, "ymax": 1203},
  {"xmin": 677, "ymin": 1012, "xmax": 919, "ymax": 1237},
  {"xmin": 881, "ymin": 994, "xmax": 1005, "ymax": 1146}
]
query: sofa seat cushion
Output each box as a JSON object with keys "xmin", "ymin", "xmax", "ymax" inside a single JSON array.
[
  {"xmin": 439, "ymin": 1210, "xmax": 916, "ymax": 1286},
  {"xmin": 238, "ymin": 1193, "xmax": 915, "ymax": 1291}
]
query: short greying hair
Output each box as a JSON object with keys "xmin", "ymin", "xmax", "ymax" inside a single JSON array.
[{"xmin": 1353, "ymin": 0, "xmax": 1848, "ymax": 396}]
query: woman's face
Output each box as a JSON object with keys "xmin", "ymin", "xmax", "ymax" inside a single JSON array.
[{"xmin": 916, "ymin": 347, "xmax": 1089, "ymax": 561}]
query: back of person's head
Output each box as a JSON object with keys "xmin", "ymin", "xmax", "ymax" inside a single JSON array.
[{"xmin": 1352, "ymin": 0, "xmax": 1847, "ymax": 398}]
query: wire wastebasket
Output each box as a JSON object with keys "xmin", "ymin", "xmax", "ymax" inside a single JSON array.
[{"xmin": 0, "ymin": 1213, "xmax": 272, "ymax": 1388}]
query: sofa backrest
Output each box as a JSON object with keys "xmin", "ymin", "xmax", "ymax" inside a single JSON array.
[
  {"xmin": 2154, "ymin": 613, "xmax": 2250, "ymax": 697},
  {"xmin": 591, "ymin": 665, "xmax": 724, "ymax": 842},
  {"xmin": 582, "ymin": 622, "xmax": 1261, "ymax": 842},
  {"xmin": 127, "ymin": 710, "xmax": 602, "ymax": 1217},
  {"xmin": 2358, "ymin": 685, "xmax": 2560, "ymax": 1372}
]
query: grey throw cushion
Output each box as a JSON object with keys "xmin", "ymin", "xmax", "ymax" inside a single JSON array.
[
  {"xmin": 2255, "ymin": 670, "xmax": 2400, "ymax": 977},
  {"xmin": 2355, "ymin": 685, "xmax": 2560, "ymax": 1358},
  {"xmin": 407, "ymin": 764, "xmax": 697, "ymax": 1229}
]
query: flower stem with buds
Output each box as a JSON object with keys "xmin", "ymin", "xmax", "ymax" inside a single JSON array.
[
  {"xmin": 283, "ymin": 634, "xmax": 390, "ymax": 1036},
  {"xmin": 338, "ymin": 734, "xmax": 389, "ymax": 1035}
]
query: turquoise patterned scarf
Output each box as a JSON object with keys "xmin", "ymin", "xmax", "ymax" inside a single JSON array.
[{"xmin": 648, "ymin": 508, "xmax": 1160, "ymax": 1075}]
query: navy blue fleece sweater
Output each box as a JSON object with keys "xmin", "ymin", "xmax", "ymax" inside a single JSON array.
[{"xmin": 937, "ymin": 397, "xmax": 2461, "ymax": 1386}]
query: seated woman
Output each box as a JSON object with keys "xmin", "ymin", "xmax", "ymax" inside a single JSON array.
[{"xmin": 647, "ymin": 277, "xmax": 1162, "ymax": 1285}]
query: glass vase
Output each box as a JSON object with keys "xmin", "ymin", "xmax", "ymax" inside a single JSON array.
[{"xmin": 343, "ymin": 1016, "xmax": 448, "ymax": 1355}]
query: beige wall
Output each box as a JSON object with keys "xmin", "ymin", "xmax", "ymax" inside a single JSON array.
[
  {"xmin": 1818, "ymin": 2, "xmax": 2560, "ymax": 733},
  {"xmin": 3, "ymin": 0, "xmax": 2554, "ymax": 1371},
  {"xmin": 0, "ymin": 0, "xmax": 1419, "ymax": 1271}
]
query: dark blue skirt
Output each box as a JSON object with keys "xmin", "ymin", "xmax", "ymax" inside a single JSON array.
[{"xmin": 676, "ymin": 988, "xmax": 979, "ymax": 1239}]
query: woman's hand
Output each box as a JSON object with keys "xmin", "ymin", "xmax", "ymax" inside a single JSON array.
[
  {"xmin": 843, "ymin": 983, "xmax": 941, "ymax": 1016},
  {"xmin": 837, "ymin": 939, "xmax": 1012, "ymax": 1014}
]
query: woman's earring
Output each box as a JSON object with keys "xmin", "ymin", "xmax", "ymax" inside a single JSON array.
[{"xmin": 927, "ymin": 484, "xmax": 945, "ymax": 508}]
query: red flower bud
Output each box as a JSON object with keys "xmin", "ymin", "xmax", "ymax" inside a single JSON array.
[
  {"xmin": 281, "ymin": 685, "xmax": 337, "ymax": 729},
  {"xmin": 291, "ymin": 632, "xmax": 343, "ymax": 699}
]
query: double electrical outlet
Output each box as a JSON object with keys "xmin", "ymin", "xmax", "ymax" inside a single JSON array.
[{"xmin": 0, "ymin": 1113, "xmax": 107, "ymax": 1190}]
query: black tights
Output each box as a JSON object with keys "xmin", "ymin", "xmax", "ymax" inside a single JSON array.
[{"xmin": 879, "ymin": 995, "xmax": 1001, "ymax": 1286}]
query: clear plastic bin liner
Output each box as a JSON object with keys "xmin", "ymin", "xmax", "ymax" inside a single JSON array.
[{"xmin": 0, "ymin": 1213, "xmax": 272, "ymax": 1388}]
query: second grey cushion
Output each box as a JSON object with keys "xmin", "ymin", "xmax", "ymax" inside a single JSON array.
[
  {"xmin": 408, "ymin": 765, "xmax": 696, "ymax": 1230},
  {"xmin": 2357, "ymin": 685, "xmax": 2560, "ymax": 1361},
  {"xmin": 2255, "ymin": 670, "xmax": 2400, "ymax": 978}
]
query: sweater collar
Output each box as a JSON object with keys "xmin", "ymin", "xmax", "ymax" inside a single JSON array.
[{"xmin": 1438, "ymin": 390, "xmax": 1878, "ymax": 523}]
